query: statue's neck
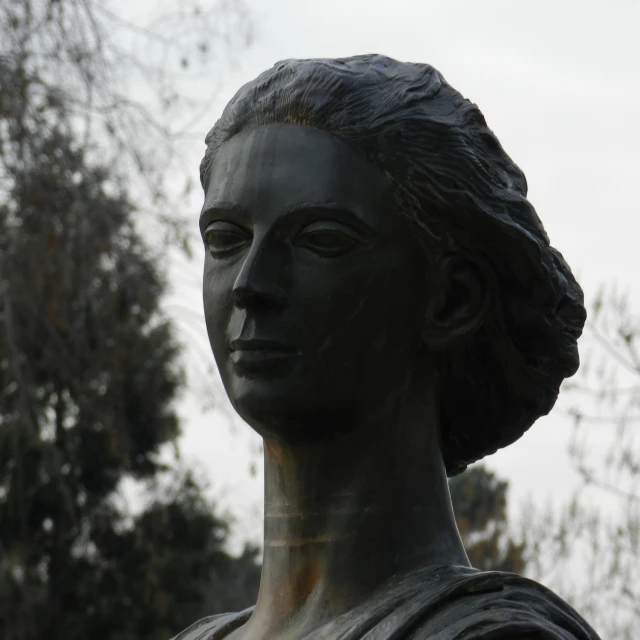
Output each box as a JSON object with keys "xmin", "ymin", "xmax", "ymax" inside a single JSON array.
[{"xmin": 246, "ymin": 389, "xmax": 469, "ymax": 638}]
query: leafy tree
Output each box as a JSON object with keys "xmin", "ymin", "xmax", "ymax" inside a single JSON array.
[
  {"xmin": 0, "ymin": 72, "xmax": 258, "ymax": 640},
  {"xmin": 0, "ymin": 2, "xmax": 259, "ymax": 637},
  {"xmin": 449, "ymin": 465, "xmax": 526, "ymax": 573},
  {"xmin": 0, "ymin": 0, "xmax": 252, "ymax": 251},
  {"xmin": 199, "ymin": 542, "xmax": 261, "ymax": 618},
  {"xmin": 76, "ymin": 471, "xmax": 259, "ymax": 639}
]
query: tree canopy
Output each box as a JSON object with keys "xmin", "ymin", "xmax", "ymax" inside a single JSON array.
[
  {"xmin": 449, "ymin": 465, "xmax": 526, "ymax": 574},
  {"xmin": 0, "ymin": 2, "xmax": 259, "ymax": 638}
]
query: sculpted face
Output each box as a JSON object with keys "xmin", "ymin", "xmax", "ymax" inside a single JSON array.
[{"xmin": 201, "ymin": 124, "xmax": 429, "ymax": 442}]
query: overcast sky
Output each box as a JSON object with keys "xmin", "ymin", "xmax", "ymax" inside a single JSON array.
[{"xmin": 149, "ymin": 0, "xmax": 640, "ymax": 548}]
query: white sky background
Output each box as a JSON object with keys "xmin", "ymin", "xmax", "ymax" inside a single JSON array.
[{"xmin": 135, "ymin": 0, "xmax": 640, "ymax": 549}]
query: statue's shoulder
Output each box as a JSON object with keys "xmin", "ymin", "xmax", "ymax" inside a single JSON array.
[
  {"xmin": 168, "ymin": 569, "xmax": 601, "ymax": 640},
  {"xmin": 170, "ymin": 607, "xmax": 254, "ymax": 640},
  {"xmin": 406, "ymin": 566, "xmax": 601, "ymax": 640}
]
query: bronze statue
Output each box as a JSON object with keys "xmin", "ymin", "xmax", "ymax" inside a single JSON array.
[{"xmin": 173, "ymin": 55, "xmax": 600, "ymax": 639}]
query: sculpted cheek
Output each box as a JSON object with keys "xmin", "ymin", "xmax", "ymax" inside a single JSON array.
[{"xmin": 373, "ymin": 333, "xmax": 387, "ymax": 355}]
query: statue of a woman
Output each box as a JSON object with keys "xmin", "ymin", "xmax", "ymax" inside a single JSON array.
[{"xmin": 173, "ymin": 55, "xmax": 600, "ymax": 639}]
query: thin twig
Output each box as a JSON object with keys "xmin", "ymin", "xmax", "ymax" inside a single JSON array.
[{"xmin": 588, "ymin": 323, "xmax": 640, "ymax": 375}]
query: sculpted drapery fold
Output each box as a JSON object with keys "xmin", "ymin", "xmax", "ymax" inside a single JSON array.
[{"xmin": 172, "ymin": 566, "xmax": 599, "ymax": 639}]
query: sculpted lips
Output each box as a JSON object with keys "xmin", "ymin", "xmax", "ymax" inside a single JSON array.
[{"xmin": 229, "ymin": 338, "xmax": 300, "ymax": 376}]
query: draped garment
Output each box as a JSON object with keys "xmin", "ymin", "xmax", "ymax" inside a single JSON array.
[{"xmin": 171, "ymin": 565, "xmax": 601, "ymax": 640}]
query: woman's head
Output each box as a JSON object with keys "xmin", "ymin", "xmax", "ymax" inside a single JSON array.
[{"xmin": 200, "ymin": 54, "xmax": 586, "ymax": 475}]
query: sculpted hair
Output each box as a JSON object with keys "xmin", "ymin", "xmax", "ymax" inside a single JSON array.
[{"xmin": 200, "ymin": 54, "xmax": 586, "ymax": 475}]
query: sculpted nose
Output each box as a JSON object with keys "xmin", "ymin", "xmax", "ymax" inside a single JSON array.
[{"xmin": 232, "ymin": 244, "xmax": 287, "ymax": 311}]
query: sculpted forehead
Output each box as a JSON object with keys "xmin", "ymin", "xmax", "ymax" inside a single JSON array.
[{"xmin": 203, "ymin": 124, "xmax": 391, "ymax": 217}]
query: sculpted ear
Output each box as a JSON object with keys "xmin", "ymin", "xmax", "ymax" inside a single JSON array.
[{"xmin": 422, "ymin": 253, "xmax": 490, "ymax": 350}]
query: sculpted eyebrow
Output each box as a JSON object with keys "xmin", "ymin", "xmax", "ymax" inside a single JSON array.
[
  {"xmin": 199, "ymin": 201, "xmax": 374, "ymax": 235},
  {"xmin": 200, "ymin": 201, "xmax": 247, "ymax": 219},
  {"xmin": 199, "ymin": 202, "xmax": 247, "ymax": 234},
  {"xmin": 280, "ymin": 202, "xmax": 374, "ymax": 232},
  {"xmin": 280, "ymin": 202, "xmax": 354, "ymax": 216}
]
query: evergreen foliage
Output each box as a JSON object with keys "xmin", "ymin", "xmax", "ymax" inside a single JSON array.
[
  {"xmin": 450, "ymin": 465, "xmax": 526, "ymax": 573},
  {"xmin": 0, "ymin": 4, "xmax": 258, "ymax": 636}
]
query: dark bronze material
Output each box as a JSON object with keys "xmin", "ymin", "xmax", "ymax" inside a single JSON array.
[{"xmin": 174, "ymin": 55, "xmax": 599, "ymax": 640}]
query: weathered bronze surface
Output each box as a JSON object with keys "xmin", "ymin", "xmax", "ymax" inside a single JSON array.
[{"xmin": 173, "ymin": 55, "xmax": 599, "ymax": 639}]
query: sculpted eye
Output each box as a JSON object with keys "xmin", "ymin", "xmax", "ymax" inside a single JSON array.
[
  {"xmin": 294, "ymin": 222, "xmax": 362, "ymax": 257},
  {"xmin": 203, "ymin": 222, "xmax": 250, "ymax": 257}
]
